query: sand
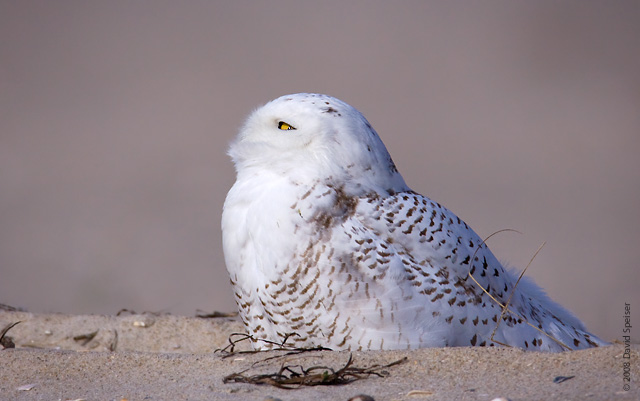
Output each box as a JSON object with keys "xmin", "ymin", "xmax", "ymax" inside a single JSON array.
[{"xmin": 1, "ymin": 310, "xmax": 637, "ymax": 401}]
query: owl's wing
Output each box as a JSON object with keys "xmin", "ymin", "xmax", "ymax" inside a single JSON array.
[
  {"xmin": 346, "ymin": 190, "xmax": 603, "ymax": 350},
  {"xmin": 310, "ymin": 189, "xmax": 506, "ymax": 348},
  {"xmin": 355, "ymin": 191, "xmax": 506, "ymax": 303}
]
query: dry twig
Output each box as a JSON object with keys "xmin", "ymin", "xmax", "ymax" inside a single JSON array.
[
  {"xmin": 223, "ymin": 353, "xmax": 407, "ymax": 389},
  {"xmin": 72, "ymin": 330, "xmax": 98, "ymax": 346},
  {"xmin": 0, "ymin": 321, "xmax": 21, "ymax": 349},
  {"xmin": 216, "ymin": 332, "xmax": 330, "ymax": 359}
]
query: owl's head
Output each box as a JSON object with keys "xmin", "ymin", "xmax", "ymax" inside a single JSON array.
[{"xmin": 229, "ymin": 93, "xmax": 407, "ymax": 194}]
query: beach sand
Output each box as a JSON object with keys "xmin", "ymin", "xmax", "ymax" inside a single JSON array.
[{"xmin": 1, "ymin": 311, "xmax": 637, "ymax": 401}]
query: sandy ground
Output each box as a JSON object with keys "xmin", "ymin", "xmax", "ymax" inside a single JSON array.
[{"xmin": 0, "ymin": 310, "xmax": 638, "ymax": 401}]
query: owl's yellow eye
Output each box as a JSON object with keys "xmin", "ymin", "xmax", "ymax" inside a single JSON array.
[{"xmin": 278, "ymin": 121, "xmax": 296, "ymax": 131}]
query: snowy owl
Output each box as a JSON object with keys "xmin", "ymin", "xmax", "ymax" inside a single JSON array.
[{"xmin": 222, "ymin": 93, "xmax": 606, "ymax": 352}]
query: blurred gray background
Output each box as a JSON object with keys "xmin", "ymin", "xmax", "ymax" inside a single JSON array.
[{"xmin": 1, "ymin": 1, "xmax": 638, "ymax": 343}]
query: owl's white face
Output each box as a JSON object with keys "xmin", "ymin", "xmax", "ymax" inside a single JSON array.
[{"xmin": 228, "ymin": 93, "xmax": 407, "ymax": 195}]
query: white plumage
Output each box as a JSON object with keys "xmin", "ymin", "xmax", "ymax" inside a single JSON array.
[{"xmin": 222, "ymin": 93, "xmax": 607, "ymax": 351}]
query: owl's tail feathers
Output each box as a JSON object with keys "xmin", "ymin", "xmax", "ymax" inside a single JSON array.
[
  {"xmin": 541, "ymin": 318, "xmax": 609, "ymax": 351},
  {"xmin": 491, "ymin": 307, "xmax": 609, "ymax": 352},
  {"xmin": 494, "ymin": 269, "xmax": 609, "ymax": 351}
]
